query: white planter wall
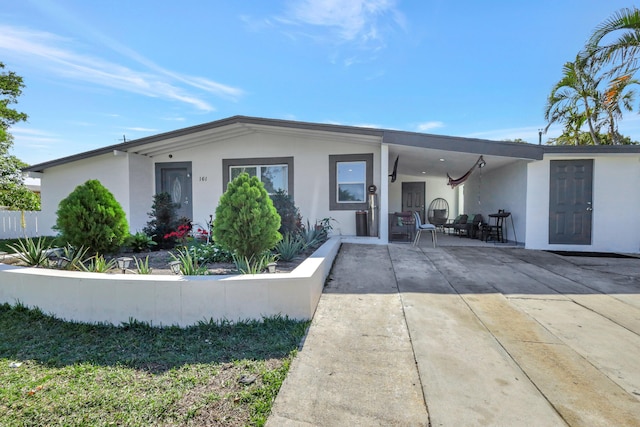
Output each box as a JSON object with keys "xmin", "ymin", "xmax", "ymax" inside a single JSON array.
[{"xmin": 0, "ymin": 237, "xmax": 341, "ymax": 326}]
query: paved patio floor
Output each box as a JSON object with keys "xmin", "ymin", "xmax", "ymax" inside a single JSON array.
[{"xmin": 268, "ymin": 242, "xmax": 640, "ymax": 426}]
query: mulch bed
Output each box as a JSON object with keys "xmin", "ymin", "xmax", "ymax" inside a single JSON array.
[{"xmin": 118, "ymin": 249, "xmax": 306, "ymax": 275}]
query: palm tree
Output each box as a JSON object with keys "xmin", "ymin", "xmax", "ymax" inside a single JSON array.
[
  {"xmin": 600, "ymin": 73, "xmax": 638, "ymax": 144},
  {"xmin": 586, "ymin": 7, "xmax": 640, "ymax": 72},
  {"xmin": 582, "ymin": 8, "xmax": 640, "ymax": 144},
  {"xmin": 544, "ymin": 57, "xmax": 602, "ymax": 145}
]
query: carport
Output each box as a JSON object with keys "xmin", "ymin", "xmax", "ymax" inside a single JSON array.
[{"xmin": 378, "ymin": 130, "xmax": 544, "ymax": 245}]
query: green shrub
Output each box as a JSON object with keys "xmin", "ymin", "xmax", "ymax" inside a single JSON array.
[
  {"xmin": 143, "ymin": 192, "xmax": 179, "ymax": 248},
  {"xmin": 271, "ymin": 189, "xmax": 302, "ymax": 236},
  {"xmin": 125, "ymin": 232, "xmax": 157, "ymax": 252},
  {"xmin": 213, "ymin": 172, "xmax": 282, "ymax": 261},
  {"xmin": 188, "ymin": 241, "xmax": 234, "ymax": 264},
  {"xmin": 54, "ymin": 180, "xmax": 129, "ymax": 255}
]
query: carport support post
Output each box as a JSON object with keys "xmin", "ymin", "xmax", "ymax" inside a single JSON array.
[{"xmin": 380, "ymin": 144, "xmax": 390, "ymax": 243}]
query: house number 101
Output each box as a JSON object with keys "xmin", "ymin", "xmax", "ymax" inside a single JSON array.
[{"xmin": 199, "ymin": 176, "xmax": 208, "ymax": 182}]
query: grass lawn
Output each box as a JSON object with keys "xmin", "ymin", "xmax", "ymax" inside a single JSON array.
[{"xmin": 0, "ymin": 303, "xmax": 309, "ymax": 426}]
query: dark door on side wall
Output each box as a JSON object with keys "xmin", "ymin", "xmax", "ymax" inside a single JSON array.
[
  {"xmin": 156, "ymin": 162, "xmax": 193, "ymax": 220},
  {"xmin": 549, "ymin": 159, "xmax": 593, "ymax": 245},
  {"xmin": 402, "ymin": 182, "xmax": 425, "ymax": 222}
]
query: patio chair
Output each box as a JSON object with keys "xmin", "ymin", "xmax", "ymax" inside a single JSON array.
[
  {"xmin": 443, "ymin": 214, "xmax": 468, "ymax": 235},
  {"xmin": 458, "ymin": 214, "xmax": 485, "ymax": 238},
  {"xmin": 412, "ymin": 211, "xmax": 437, "ymax": 248}
]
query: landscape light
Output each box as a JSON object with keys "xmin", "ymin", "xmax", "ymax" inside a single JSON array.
[
  {"xmin": 169, "ymin": 260, "xmax": 182, "ymax": 275},
  {"xmin": 117, "ymin": 257, "xmax": 132, "ymax": 274}
]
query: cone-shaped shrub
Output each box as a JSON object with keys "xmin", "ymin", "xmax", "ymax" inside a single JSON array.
[
  {"xmin": 213, "ymin": 172, "xmax": 281, "ymax": 259},
  {"xmin": 54, "ymin": 179, "xmax": 129, "ymax": 255}
]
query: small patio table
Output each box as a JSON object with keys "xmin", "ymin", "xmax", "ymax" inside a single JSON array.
[{"xmin": 484, "ymin": 211, "xmax": 511, "ymax": 243}]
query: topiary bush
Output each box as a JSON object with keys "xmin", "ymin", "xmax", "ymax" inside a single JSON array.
[
  {"xmin": 213, "ymin": 172, "xmax": 282, "ymax": 262},
  {"xmin": 54, "ymin": 179, "xmax": 129, "ymax": 255}
]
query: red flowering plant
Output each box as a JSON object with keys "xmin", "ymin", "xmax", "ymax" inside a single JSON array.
[
  {"xmin": 194, "ymin": 227, "xmax": 209, "ymax": 242},
  {"xmin": 164, "ymin": 223, "xmax": 193, "ymax": 246}
]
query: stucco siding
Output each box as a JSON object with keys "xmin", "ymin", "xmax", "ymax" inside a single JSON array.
[
  {"xmin": 149, "ymin": 131, "xmax": 381, "ymax": 236},
  {"xmin": 128, "ymin": 153, "xmax": 154, "ymax": 232},
  {"xmin": 461, "ymin": 160, "xmax": 528, "ymax": 244},
  {"xmin": 39, "ymin": 154, "xmax": 131, "ymax": 236},
  {"xmin": 526, "ymin": 154, "xmax": 640, "ymax": 253}
]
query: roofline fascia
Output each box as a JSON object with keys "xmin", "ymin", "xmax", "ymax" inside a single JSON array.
[
  {"xmin": 543, "ymin": 145, "xmax": 640, "ymax": 154},
  {"xmin": 383, "ymin": 129, "xmax": 545, "ymax": 160},
  {"xmin": 23, "ymin": 115, "xmax": 384, "ymax": 173}
]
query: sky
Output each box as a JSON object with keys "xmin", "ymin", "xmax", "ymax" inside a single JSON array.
[{"xmin": 3, "ymin": 0, "xmax": 640, "ymax": 166}]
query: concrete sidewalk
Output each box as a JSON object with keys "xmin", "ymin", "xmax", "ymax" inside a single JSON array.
[{"xmin": 268, "ymin": 243, "xmax": 640, "ymax": 426}]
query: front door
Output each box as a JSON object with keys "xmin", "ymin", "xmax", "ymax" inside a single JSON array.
[
  {"xmin": 402, "ymin": 182, "xmax": 425, "ymax": 222},
  {"xmin": 156, "ymin": 162, "xmax": 193, "ymax": 220},
  {"xmin": 549, "ymin": 159, "xmax": 593, "ymax": 245}
]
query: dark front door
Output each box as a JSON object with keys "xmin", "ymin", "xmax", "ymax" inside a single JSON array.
[
  {"xmin": 549, "ymin": 159, "xmax": 593, "ymax": 245},
  {"xmin": 402, "ymin": 182, "xmax": 425, "ymax": 222},
  {"xmin": 156, "ymin": 162, "xmax": 193, "ymax": 220}
]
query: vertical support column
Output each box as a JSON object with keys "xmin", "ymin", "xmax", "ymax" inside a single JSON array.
[{"xmin": 380, "ymin": 144, "xmax": 389, "ymax": 243}]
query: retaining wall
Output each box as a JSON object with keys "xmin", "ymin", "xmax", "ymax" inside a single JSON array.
[{"xmin": 0, "ymin": 237, "xmax": 341, "ymax": 327}]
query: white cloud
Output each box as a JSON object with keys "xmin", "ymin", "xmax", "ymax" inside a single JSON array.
[
  {"xmin": 275, "ymin": 0, "xmax": 404, "ymax": 56},
  {"xmin": 0, "ymin": 25, "xmax": 244, "ymax": 112},
  {"xmin": 284, "ymin": 0, "xmax": 402, "ymax": 43},
  {"xmin": 417, "ymin": 121, "xmax": 444, "ymax": 132},
  {"xmin": 10, "ymin": 127, "xmax": 63, "ymax": 148}
]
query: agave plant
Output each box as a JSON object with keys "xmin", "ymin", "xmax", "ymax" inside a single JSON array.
[
  {"xmin": 82, "ymin": 255, "xmax": 117, "ymax": 273},
  {"xmin": 7, "ymin": 236, "xmax": 52, "ymax": 267},
  {"xmin": 274, "ymin": 233, "xmax": 305, "ymax": 262},
  {"xmin": 56, "ymin": 244, "xmax": 90, "ymax": 271},
  {"xmin": 170, "ymin": 246, "xmax": 209, "ymax": 275},
  {"xmin": 233, "ymin": 251, "xmax": 278, "ymax": 274},
  {"xmin": 133, "ymin": 255, "xmax": 152, "ymax": 274}
]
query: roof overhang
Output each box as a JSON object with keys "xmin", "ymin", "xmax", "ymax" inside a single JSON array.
[
  {"xmin": 30, "ymin": 115, "xmax": 636, "ymax": 178},
  {"xmin": 24, "ymin": 116, "xmax": 384, "ymax": 173},
  {"xmin": 383, "ymin": 130, "xmax": 544, "ymax": 178}
]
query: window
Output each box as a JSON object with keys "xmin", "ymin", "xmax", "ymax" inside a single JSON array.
[
  {"xmin": 337, "ymin": 161, "xmax": 366, "ymax": 202},
  {"xmin": 223, "ymin": 157, "xmax": 294, "ymax": 195},
  {"xmin": 329, "ymin": 153, "xmax": 373, "ymax": 210},
  {"xmin": 229, "ymin": 164, "xmax": 288, "ymax": 194}
]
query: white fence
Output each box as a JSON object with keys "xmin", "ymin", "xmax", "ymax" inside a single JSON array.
[{"xmin": 0, "ymin": 211, "xmax": 41, "ymax": 239}]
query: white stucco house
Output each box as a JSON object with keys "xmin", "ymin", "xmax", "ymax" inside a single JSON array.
[{"xmin": 24, "ymin": 115, "xmax": 640, "ymax": 254}]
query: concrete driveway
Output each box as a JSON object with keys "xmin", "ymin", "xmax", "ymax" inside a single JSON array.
[{"xmin": 268, "ymin": 243, "xmax": 640, "ymax": 426}]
